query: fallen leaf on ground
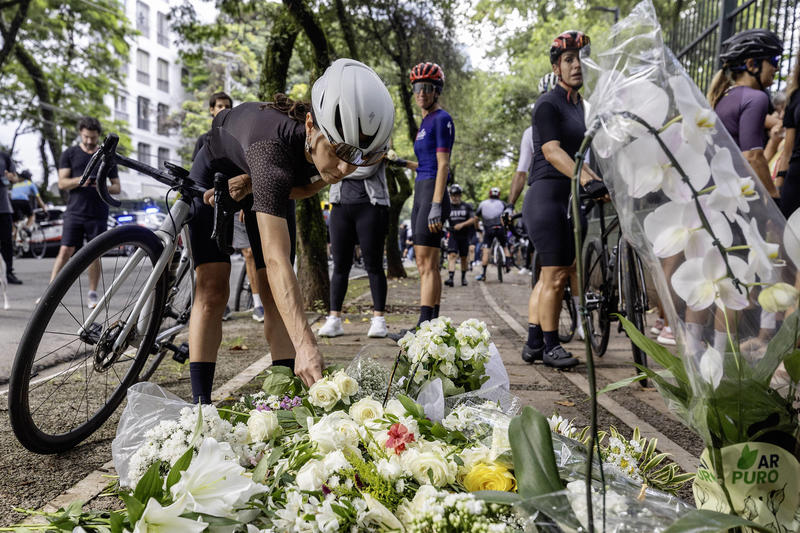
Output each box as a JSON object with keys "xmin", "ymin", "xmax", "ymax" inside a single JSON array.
[
  {"xmin": 555, "ymin": 400, "xmax": 575, "ymax": 407},
  {"xmin": 230, "ymin": 344, "xmax": 248, "ymax": 351}
]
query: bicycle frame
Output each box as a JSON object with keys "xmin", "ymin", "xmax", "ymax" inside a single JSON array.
[{"xmin": 73, "ymin": 197, "xmax": 194, "ymax": 353}]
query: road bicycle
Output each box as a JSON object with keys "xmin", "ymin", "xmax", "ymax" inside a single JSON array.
[
  {"xmin": 234, "ymin": 258, "xmax": 253, "ymax": 312},
  {"xmin": 7, "ymin": 134, "xmax": 229, "ymax": 454},
  {"xmin": 13, "ymin": 209, "xmax": 47, "ymax": 259},
  {"xmin": 582, "ymin": 198, "xmax": 649, "ymax": 386}
]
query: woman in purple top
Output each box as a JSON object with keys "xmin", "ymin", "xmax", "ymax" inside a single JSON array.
[{"xmin": 707, "ymin": 29, "xmax": 783, "ymax": 202}]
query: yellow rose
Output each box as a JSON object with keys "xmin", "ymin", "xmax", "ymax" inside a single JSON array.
[{"xmin": 463, "ymin": 462, "xmax": 517, "ymax": 492}]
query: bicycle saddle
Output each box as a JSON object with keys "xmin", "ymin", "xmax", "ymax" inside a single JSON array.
[{"xmin": 163, "ymin": 161, "xmax": 190, "ymax": 179}]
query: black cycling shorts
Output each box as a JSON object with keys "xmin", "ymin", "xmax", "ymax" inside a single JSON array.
[
  {"xmin": 447, "ymin": 231, "xmax": 470, "ymax": 256},
  {"xmin": 411, "ymin": 178, "xmax": 451, "ymax": 248},
  {"xmin": 483, "ymin": 225, "xmax": 507, "ymax": 249},
  {"xmin": 523, "ymin": 178, "xmax": 586, "ymax": 267},
  {"xmin": 11, "ymin": 199, "xmax": 32, "ymax": 222},
  {"xmin": 61, "ymin": 214, "xmax": 107, "ymax": 248}
]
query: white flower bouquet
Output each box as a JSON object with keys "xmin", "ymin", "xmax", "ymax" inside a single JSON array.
[{"xmin": 576, "ymin": 0, "xmax": 800, "ymax": 526}]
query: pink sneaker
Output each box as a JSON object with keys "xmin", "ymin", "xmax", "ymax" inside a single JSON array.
[
  {"xmin": 650, "ymin": 317, "xmax": 665, "ymax": 336},
  {"xmin": 657, "ymin": 327, "xmax": 676, "ymax": 346}
]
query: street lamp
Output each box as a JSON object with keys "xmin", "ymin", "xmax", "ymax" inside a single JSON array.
[{"xmin": 591, "ymin": 5, "xmax": 620, "ymax": 23}]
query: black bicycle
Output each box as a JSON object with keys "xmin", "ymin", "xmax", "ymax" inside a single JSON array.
[
  {"xmin": 582, "ymin": 199, "xmax": 649, "ymax": 386},
  {"xmin": 7, "ymin": 134, "xmax": 236, "ymax": 454},
  {"xmin": 234, "ymin": 258, "xmax": 253, "ymax": 312}
]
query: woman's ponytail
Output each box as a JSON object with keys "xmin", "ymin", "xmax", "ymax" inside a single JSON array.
[
  {"xmin": 707, "ymin": 69, "xmax": 732, "ymax": 109},
  {"xmin": 263, "ymin": 93, "xmax": 311, "ymax": 123}
]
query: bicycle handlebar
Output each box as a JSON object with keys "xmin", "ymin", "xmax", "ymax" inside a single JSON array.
[{"xmin": 80, "ymin": 134, "xmax": 121, "ymax": 207}]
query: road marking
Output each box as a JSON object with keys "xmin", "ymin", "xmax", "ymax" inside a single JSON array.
[{"xmin": 477, "ymin": 281, "xmax": 698, "ymax": 473}]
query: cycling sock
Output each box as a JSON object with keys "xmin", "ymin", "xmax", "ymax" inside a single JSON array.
[
  {"xmin": 543, "ymin": 330, "xmax": 560, "ymax": 352},
  {"xmin": 482, "ymin": 265, "xmax": 487, "ymax": 276},
  {"xmin": 448, "ymin": 271, "xmax": 454, "ymax": 282},
  {"xmin": 252, "ymin": 293, "xmax": 263, "ymax": 309},
  {"xmin": 272, "ymin": 358, "xmax": 295, "ymax": 373},
  {"xmin": 461, "ymin": 271, "xmax": 466, "ymax": 282},
  {"xmin": 417, "ymin": 305, "xmax": 434, "ymax": 326},
  {"xmin": 433, "ymin": 304, "xmax": 440, "ymax": 318},
  {"xmin": 527, "ymin": 324, "xmax": 544, "ymax": 349},
  {"xmin": 189, "ymin": 362, "xmax": 216, "ymax": 404}
]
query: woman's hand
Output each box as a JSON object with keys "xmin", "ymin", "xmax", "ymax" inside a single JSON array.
[
  {"xmin": 579, "ymin": 166, "xmax": 601, "ymax": 188},
  {"xmin": 229, "ymin": 174, "xmax": 252, "ymax": 202},
  {"xmin": 203, "ymin": 188, "xmax": 215, "ymax": 206},
  {"xmin": 427, "ymin": 202, "xmax": 443, "ymax": 233},
  {"xmin": 294, "ymin": 345, "xmax": 324, "ymax": 387}
]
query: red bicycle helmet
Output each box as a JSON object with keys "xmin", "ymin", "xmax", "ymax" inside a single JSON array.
[
  {"xmin": 550, "ymin": 31, "xmax": 591, "ymax": 64},
  {"xmin": 410, "ymin": 62, "xmax": 445, "ymax": 88}
]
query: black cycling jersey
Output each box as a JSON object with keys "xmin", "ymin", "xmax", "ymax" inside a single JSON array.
[
  {"xmin": 447, "ymin": 201, "xmax": 474, "ymax": 233},
  {"xmin": 530, "ymin": 84, "xmax": 585, "ymax": 182},
  {"xmin": 207, "ymin": 102, "xmax": 319, "ymax": 218}
]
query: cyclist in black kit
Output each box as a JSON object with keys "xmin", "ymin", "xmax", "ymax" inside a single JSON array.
[
  {"xmin": 475, "ymin": 187, "xmax": 512, "ymax": 281},
  {"xmin": 188, "ymin": 59, "xmax": 394, "ymax": 401},
  {"xmin": 521, "ymin": 31, "xmax": 602, "ymax": 369},
  {"xmin": 444, "ymin": 184, "xmax": 476, "ymax": 287}
]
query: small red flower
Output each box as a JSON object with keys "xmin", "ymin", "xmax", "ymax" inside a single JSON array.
[{"xmin": 385, "ymin": 423, "xmax": 415, "ymax": 454}]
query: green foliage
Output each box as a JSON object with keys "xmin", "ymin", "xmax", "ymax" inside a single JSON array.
[
  {"xmin": 508, "ymin": 406, "xmax": 563, "ymax": 499},
  {"xmin": 338, "ymin": 452, "xmax": 406, "ymax": 511}
]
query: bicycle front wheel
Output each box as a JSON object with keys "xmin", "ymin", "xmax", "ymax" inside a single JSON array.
[
  {"xmin": 583, "ymin": 238, "xmax": 611, "ymax": 357},
  {"xmin": 29, "ymin": 226, "xmax": 47, "ymax": 259},
  {"xmin": 234, "ymin": 262, "xmax": 253, "ymax": 312},
  {"xmin": 559, "ymin": 286, "xmax": 577, "ymax": 343},
  {"xmin": 9, "ymin": 225, "xmax": 166, "ymax": 453},
  {"xmin": 494, "ymin": 244, "xmax": 503, "ymax": 283},
  {"xmin": 620, "ymin": 240, "xmax": 649, "ymax": 387}
]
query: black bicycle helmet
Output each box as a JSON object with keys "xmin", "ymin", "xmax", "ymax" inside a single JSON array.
[
  {"xmin": 450, "ymin": 184, "xmax": 463, "ymax": 195},
  {"xmin": 720, "ymin": 29, "xmax": 783, "ymax": 69},
  {"xmin": 19, "ymin": 169, "xmax": 32, "ymax": 180}
]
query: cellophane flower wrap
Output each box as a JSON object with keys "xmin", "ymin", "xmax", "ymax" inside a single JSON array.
[{"xmin": 581, "ymin": 0, "xmax": 800, "ymax": 526}]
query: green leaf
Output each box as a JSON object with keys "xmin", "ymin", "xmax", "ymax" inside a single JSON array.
[
  {"xmin": 133, "ymin": 461, "xmax": 163, "ymax": 504},
  {"xmin": 120, "ymin": 492, "xmax": 145, "ymax": 524},
  {"xmin": 736, "ymin": 444, "xmax": 758, "ymax": 469},
  {"xmin": 397, "ymin": 394, "xmax": 425, "ymax": 419},
  {"xmin": 262, "ymin": 369, "xmax": 293, "ymax": 395},
  {"xmin": 754, "ymin": 309, "xmax": 800, "ymax": 385},
  {"xmin": 473, "ymin": 490, "xmax": 522, "ymax": 505},
  {"xmin": 252, "ymin": 451, "xmax": 270, "ymax": 484},
  {"xmin": 166, "ymin": 447, "xmax": 194, "ymax": 491},
  {"xmin": 508, "ymin": 406, "xmax": 563, "ymax": 499},
  {"xmin": 109, "ymin": 510, "xmax": 124, "ymax": 533},
  {"xmin": 598, "ymin": 372, "xmax": 648, "ymax": 394},
  {"xmin": 783, "ymin": 349, "xmax": 800, "ymax": 382},
  {"xmin": 662, "ymin": 509, "xmax": 775, "ymax": 533},
  {"xmin": 293, "ymin": 406, "xmax": 312, "ymax": 428},
  {"xmin": 617, "ymin": 314, "xmax": 688, "ymax": 384}
]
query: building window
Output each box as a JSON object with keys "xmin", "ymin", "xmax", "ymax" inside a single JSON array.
[
  {"xmin": 157, "ymin": 147, "xmax": 170, "ymax": 168},
  {"xmin": 157, "ymin": 11, "xmax": 169, "ymax": 46},
  {"xmin": 156, "ymin": 103, "xmax": 169, "ymax": 135},
  {"xmin": 136, "ymin": 1, "xmax": 150, "ymax": 37},
  {"xmin": 137, "ymin": 96, "xmax": 150, "ymax": 130},
  {"xmin": 138, "ymin": 143, "xmax": 152, "ymax": 166},
  {"xmin": 115, "ymin": 93, "xmax": 129, "ymax": 122},
  {"xmin": 157, "ymin": 59, "xmax": 169, "ymax": 92},
  {"xmin": 136, "ymin": 49, "xmax": 150, "ymax": 85}
]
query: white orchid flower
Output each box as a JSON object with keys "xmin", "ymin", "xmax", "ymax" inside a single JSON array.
[
  {"xmin": 170, "ymin": 437, "xmax": 267, "ymax": 518},
  {"xmin": 669, "ymin": 75, "xmax": 716, "ymax": 147},
  {"xmin": 699, "ymin": 346, "xmax": 723, "ymax": 389},
  {"xmin": 132, "ymin": 495, "xmax": 207, "ymax": 533},
  {"xmin": 644, "ymin": 200, "xmax": 732, "ymax": 258},
  {"xmin": 734, "ymin": 215, "xmax": 780, "ymax": 279},
  {"xmin": 671, "ymin": 248, "xmax": 751, "ymax": 311},
  {"xmin": 707, "ymin": 148, "xmax": 759, "ymax": 216},
  {"xmin": 758, "ymin": 283, "xmax": 800, "ymax": 313},
  {"xmin": 783, "ymin": 209, "xmax": 800, "ymax": 270},
  {"xmin": 616, "ymin": 123, "xmax": 709, "ymax": 201}
]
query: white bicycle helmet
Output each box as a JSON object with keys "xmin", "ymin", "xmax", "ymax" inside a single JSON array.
[
  {"xmin": 311, "ymin": 58, "xmax": 395, "ymax": 166},
  {"xmin": 538, "ymin": 73, "xmax": 559, "ymax": 94},
  {"xmin": 489, "ymin": 187, "xmax": 501, "ymax": 198}
]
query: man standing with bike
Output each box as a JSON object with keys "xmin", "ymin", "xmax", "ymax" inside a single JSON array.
[
  {"xmin": 47, "ymin": 117, "xmax": 120, "ymax": 308},
  {"xmin": 444, "ymin": 184, "xmax": 475, "ymax": 287},
  {"xmin": 475, "ymin": 187, "xmax": 512, "ymax": 282},
  {"xmin": 0, "ymin": 148, "xmax": 21, "ymax": 284}
]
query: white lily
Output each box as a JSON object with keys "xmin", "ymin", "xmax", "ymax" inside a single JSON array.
[
  {"xmin": 671, "ymin": 248, "xmax": 751, "ymax": 311},
  {"xmin": 669, "ymin": 75, "xmax": 716, "ymax": 147},
  {"xmin": 362, "ymin": 493, "xmax": 404, "ymax": 531},
  {"xmin": 707, "ymin": 148, "xmax": 759, "ymax": 216},
  {"xmin": 784, "ymin": 209, "xmax": 800, "ymax": 270},
  {"xmin": 758, "ymin": 283, "xmax": 800, "ymax": 313},
  {"xmin": 644, "ymin": 200, "xmax": 732, "ymax": 258},
  {"xmin": 734, "ymin": 215, "xmax": 781, "ymax": 279},
  {"xmin": 699, "ymin": 346, "xmax": 723, "ymax": 389},
  {"xmin": 132, "ymin": 495, "xmax": 207, "ymax": 533},
  {"xmin": 170, "ymin": 437, "xmax": 267, "ymax": 518}
]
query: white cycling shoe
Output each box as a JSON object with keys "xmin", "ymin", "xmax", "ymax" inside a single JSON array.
[
  {"xmin": 367, "ymin": 316, "xmax": 388, "ymax": 338},
  {"xmin": 318, "ymin": 316, "xmax": 344, "ymax": 337}
]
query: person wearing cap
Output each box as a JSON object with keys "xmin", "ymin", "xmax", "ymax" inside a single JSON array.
[
  {"xmin": 186, "ymin": 59, "xmax": 395, "ymax": 401},
  {"xmin": 443, "ymin": 183, "xmax": 475, "ymax": 287}
]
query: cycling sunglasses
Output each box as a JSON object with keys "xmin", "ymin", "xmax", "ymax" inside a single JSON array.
[
  {"xmin": 412, "ymin": 82, "xmax": 438, "ymax": 94},
  {"xmin": 311, "ymin": 111, "xmax": 387, "ymax": 167},
  {"xmin": 767, "ymin": 55, "xmax": 780, "ymax": 68},
  {"xmin": 553, "ymin": 33, "xmax": 591, "ymax": 52}
]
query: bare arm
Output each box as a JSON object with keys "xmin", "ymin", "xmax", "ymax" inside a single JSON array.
[
  {"xmin": 256, "ymin": 212, "xmax": 324, "ymax": 386},
  {"xmin": 290, "ymin": 179, "xmax": 326, "ymax": 200},
  {"xmin": 35, "ymin": 195, "xmax": 47, "ymax": 210},
  {"xmin": 743, "ymin": 148, "xmax": 778, "ymax": 198},
  {"xmin": 107, "ymin": 177, "xmax": 121, "ymax": 195},
  {"xmin": 433, "ymin": 151, "xmax": 449, "ymax": 204},
  {"xmin": 541, "ymin": 140, "xmax": 600, "ymax": 186},
  {"xmin": 58, "ymin": 168, "xmax": 82, "ymax": 191},
  {"xmin": 509, "ymin": 170, "xmax": 526, "ymax": 207}
]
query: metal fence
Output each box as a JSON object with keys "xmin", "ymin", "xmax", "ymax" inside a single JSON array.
[{"xmin": 667, "ymin": 0, "xmax": 799, "ymax": 94}]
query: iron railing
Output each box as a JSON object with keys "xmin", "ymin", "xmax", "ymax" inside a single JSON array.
[{"xmin": 668, "ymin": 0, "xmax": 799, "ymax": 94}]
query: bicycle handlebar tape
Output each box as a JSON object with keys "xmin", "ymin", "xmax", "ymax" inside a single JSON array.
[
  {"xmin": 88, "ymin": 134, "xmax": 121, "ymax": 208},
  {"xmin": 387, "ymin": 158, "xmax": 408, "ymax": 168},
  {"xmin": 211, "ymin": 172, "xmax": 234, "ymax": 255}
]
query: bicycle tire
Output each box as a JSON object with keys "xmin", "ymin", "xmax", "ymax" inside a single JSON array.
[
  {"xmin": 13, "ymin": 231, "xmax": 26, "ymax": 258},
  {"xmin": 583, "ymin": 238, "xmax": 611, "ymax": 357},
  {"xmin": 9, "ymin": 225, "xmax": 166, "ymax": 453},
  {"xmin": 620, "ymin": 240, "xmax": 649, "ymax": 387},
  {"xmin": 559, "ymin": 286, "xmax": 577, "ymax": 343},
  {"xmin": 494, "ymin": 243, "xmax": 503, "ymax": 283},
  {"xmin": 29, "ymin": 226, "xmax": 47, "ymax": 259},
  {"xmin": 234, "ymin": 262, "xmax": 253, "ymax": 312}
]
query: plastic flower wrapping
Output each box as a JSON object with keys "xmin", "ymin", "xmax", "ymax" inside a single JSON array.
[{"xmin": 580, "ymin": 0, "xmax": 800, "ymax": 525}]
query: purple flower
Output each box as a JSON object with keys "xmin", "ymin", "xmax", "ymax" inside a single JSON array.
[{"xmin": 321, "ymin": 484, "xmax": 332, "ymax": 495}]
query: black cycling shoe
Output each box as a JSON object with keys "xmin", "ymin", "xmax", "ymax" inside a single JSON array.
[
  {"xmin": 444, "ymin": 279, "xmax": 454, "ymax": 287},
  {"xmin": 543, "ymin": 345, "xmax": 579, "ymax": 369},
  {"xmin": 388, "ymin": 328, "xmax": 415, "ymax": 342},
  {"xmin": 461, "ymin": 278, "xmax": 468, "ymax": 286},
  {"xmin": 7, "ymin": 273, "xmax": 22, "ymax": 285},
  {"xmin": 521, "ymin": 343, "xmax": 544, "ymax": 364}
]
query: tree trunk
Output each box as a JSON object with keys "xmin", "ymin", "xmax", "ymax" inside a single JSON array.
[
  {"xmin": 38, "ymin": 137, "xmax": 51, "ymax": 201},
  {"xmin": 283, "ymin": 0, "xmax": 333, "ymax": 310},
  {"xmin": 258, "ymin": 12, "xmax": 299, "ymax": 99},
  {"xmin": 385, "ymin": 165, "xmax": 412, "ymax": 278},
  {"xmin": 0, "ymin": 0, "xmax": 31, "ymax": 73},
  {"xmin": 14, "ymin": 44, "xmax": 61, "ymax": 192},
  {"xmin": 333, "ymin": 0, "xmax": 359, "ymax": 60}
]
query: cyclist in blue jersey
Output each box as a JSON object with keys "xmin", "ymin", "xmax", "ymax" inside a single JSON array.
[
  {"xmin": 11, "ymin": 170, "xmax": 47, "ymax": 233},
  {"xmin": 388, "ymin": 62, "xmax": 454, "ymax": 331}
]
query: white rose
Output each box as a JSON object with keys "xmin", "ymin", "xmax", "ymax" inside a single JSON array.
[
  {"xmin": 349, "ymin": 397, "xmax": 384, "ymax": 424},
  {"xmin": 295, "ymin": 459, "xmax": 326, "ymax": 491},
  {"xmin": 308, "ymin": 378, "xmax": 341, "ymax": 411},
  {"xmin": 309, "ymin": 412, "xmax": 360, "ymax": 453},
  {"xmin": 308, "ymin": 417, "xmax": 340, "ymax": 452},
  {"xmin": 385, "ymin": 398, "xmax": 407, "ymax": 418},
  {"xmin": 246, "ymin": 409, "xmax": 280, "ymax": 443},
  {"xmin": 376, "ymin": 456, "xmax": 404, "ymax": 480},
  {"xmin": 401, "ymin": 445, "xmax": 456, "ymax": 487},
  {"xmin": 458, "ymin": 444, "xmax": 492, "ymax": 478},
  {"xmin": 333, "ymin": 371, "xmax": 359, "ymax": 398}
]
